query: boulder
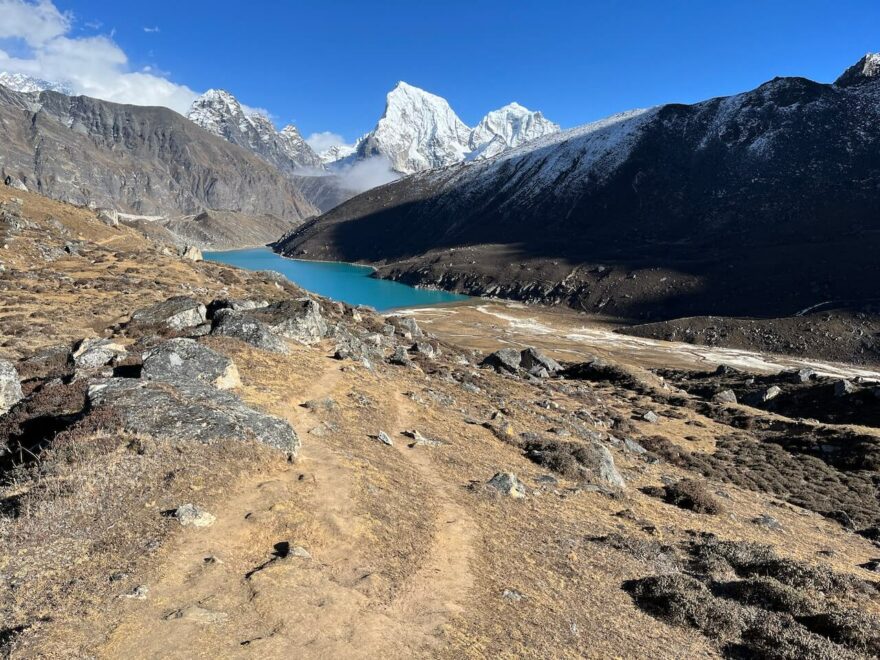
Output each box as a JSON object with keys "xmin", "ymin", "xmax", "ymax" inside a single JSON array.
[
  {"xmin": 487, "ymin": 472, "xmax": 526, "ymax": 498},
  {"xmin": 642, "ymin": 410, "xmax": 660, "ymax": 423},
  {"xmin": 129, "ymin": 296, "xmax": 207, "ymax": 331},
  {"xmin": 761, "ymin": 385, "xmax": 782, "ymax": 402},
  {"xmin": 787, "ymin": 368, "xmax": 816, "ymax": 384},
  {"xmin": 206, "ymin": 298, "xmax": 268, "ymax": 319},
  {"xmin": 3, "ymin": 175, "xmax": 27, "ymax": 192},
  {"xmin": 142, "ymin": 338, "xmax": 241, "ymax": 390},
  {"xmin": 210, "ymin": 311, "xmax": 289, "ymax": 353},
  {"xmin": 248, "ymin": 299, "xmax": 327, "ymax": 344},
  {"xmin": 96, "ymin": 208, "xmax": 119, "ymax": 226},
  {"xmin": 480, "ymin": 348, "xmax": 522, "ymax": 373},
  {"xmin": 411, "ymin": 341, "xmax": 438, "ymax": 359},
  {"xmin": 87, "ymin": 377, "xmax": 300, "ymax": 457},
  {"xmin": 180, "ymin": 245, "xmax": 202, "ymax": 261},
  {"xmin": 388, "ymin": 346, "xmax": 413, "ymax": 367},
  {"xmin": 833, "ymin": 380, "xmax": 855, "ymax": 397},
  {"xmin": 519, "ymin": 347, "xmax": 562, "ymax": 374},
  {"xmin": 390, "ymin": 316, "xmax": 422, "ymax": 339},
  {"xmin": 72, "ymin": 338, "xmax": 127, "ymax": 371},
  {"xmin": 713, "ymin": 389, "xmax": 738, "ymax": 405},
  {"xmin": 581, "ymin": 440, "xmax": 626, "ymax": 488},
  {"xmin": 376, "ymin": 431, "xmax": 394, "ymax": 446},
  {"xmin": 0, "ymin": 359, "xmax": 23, "ymax": 415}
]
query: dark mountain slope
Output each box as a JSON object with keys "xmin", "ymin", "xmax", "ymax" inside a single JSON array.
[
  {"xmin": 0, "ymin": 86, "xmax": 317, "ymax": 223},
  {"xmin": 276, "ymin": 56, "xmax": 880, "ymax": 319}
]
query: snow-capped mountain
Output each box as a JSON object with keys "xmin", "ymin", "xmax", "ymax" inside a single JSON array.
[
  {"xmin": 187, "ymin": 89, "xmax": 323, "ymax": 173},
  {"xmin": 278, "ymin": 54, "xmax": 880, "ymax": 319},
  {"xmin": 467, "ymin": 102, "xmax": 560, "ymax": 160},
  {"xmin": 355, "ymin": 82, "xmax": 472, "ymax": 174},
  {"xmin": 341, "ymin": 81, "xmax": 560, "ymax": 175},
  {"xmin": 319, "ymin": 143, "xmax": 357, "ymax": 165},
  {"xmin": 0, "ymin": 71, "xmax": 72, "ymax": 95}
]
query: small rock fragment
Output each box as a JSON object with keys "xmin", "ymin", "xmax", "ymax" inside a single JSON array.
[
  {"xmin": 174, "ymin": 504, "xmax": 216, "ymax": 528},
  {"xmin": 487, "ymin": 472, "xmax": 526, "ymax": 498}
]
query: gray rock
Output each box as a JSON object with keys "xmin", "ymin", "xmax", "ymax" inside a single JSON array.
[
  {"xmin": 480, "ymin": 348, "xmax": 522, "ymax": 373},
  {"xmin": 404, "ymin": 429, "xmax": 443, "ymax": 447},
  {"xmin": 206, "ymin": 298, "xmax": 269, "ymax": 318},
  {"xmin": 388, "ymin": 346, "xmax": 413, "ymax": 367},
  {"xmin": 180, "ymin": 245, "xmax": 202, "ymax": 261},
  {"xmin": 391, "ymin": 316, "xmax": 422, "ymax": 338},
  {"xmin": 834, "ymin": 379, "xmax": 855, "ymax": 397},
  {"xmin": 120, "ymin": 585, "xmax": 149, "ymax": 600},
  {"xmin": 288, "ymin": 546, "xmax": 312, "ymax": 559},
  {"xmin": 713, "ymin": 389, "xmax": 738, "ymax": 405},
  {"xmin": 580, "ymin": 440, "xmax": 626, "ymax": 489},
  {"xmin": 129, "ymin": 296, "xmax": 207, "ymax": 331},
  {"xmin": 0, "ymin": 359, "xmax": 23, "ymax": 415},
  {"xmin": 623, "ymin": 438, "xmax": 648, "ymax": 455},
  {"xmin": 142, "ymin": 338, "xmax": 241, "ymax": 390},
  {"xmin": 211, "ymin": 311, "xmax": 289, "ymax": 353},
  {"xmin": 762, "ymin": 385, "xmax": 782, "ymax": 402},
  {"xmin": 72, "ymin": 338, "xmax": 127, "ymax": 371},
  {"xmin": 641, "ymin": 410, "xmax": 660, "ymax": 423},
  {"xmin": 248, "ymin": 299, "xmax": 327, "ymax": 344},
  {"xmin": 502, "ymin": 588, "xmax": 525, "ymax": 602},
  {"xmin": 519, "ymin": 347, "xmax": 562, "ymax": 374},
  {"xmin": 375, "ymin": 431, "xmax": 394, "ymax": 446},
  {"xmin": 787, "ymin": 368, "xmax": 816, "ymax": 383},
  {"xmin": 752, "ymin": 514, "xmax": 784, "ymax": 531},
  {"xmin": 487, "ymin": 472, "xmax": 526, "ymax": 498},
  {"xmin": 4, "ymin": 175, "xmax": 27, "ymax": 192},
  {"xmin": 96, "ymin": 208, "xmax": 119, "ymax": 226},
  {"xmin": 174, "ymin": 504, "xmax": 216, "ymax": 528},
  {"xmin": 88, "ymin": 377, "xmax": 300, "ymax": 456},
  {"xmin": 411, "ymin": 341, "xmax": 439, "ymax": 359}
]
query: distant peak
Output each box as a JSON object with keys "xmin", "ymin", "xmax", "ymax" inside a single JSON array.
[{"xmin": 834, "ymin": 52, "xmax": 880, "ymax": 87}]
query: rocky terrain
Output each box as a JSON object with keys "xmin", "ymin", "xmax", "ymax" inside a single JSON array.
[
  {"xmin": 276, "ymin": 55, "xmax": 880, "ymax": 337},
  {"xmin": 1, "ymin": 188, "xmax": 879, "ymax": 659},
  {"xmin": 0, "ymin": 85, "xmax": 318, "ymax": 247}
]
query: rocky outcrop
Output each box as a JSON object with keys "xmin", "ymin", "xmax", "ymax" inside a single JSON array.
[
  {"xmin": 0, "ymin": 359, "xmax": 23, "ymax": 415},
  {"xmin": 88, "ymin": 373, "xmax": 299, "ymax": 456},
  {"xmin": 481, "ymin": 347, "xmax": 562, "ymax": 378},
  {"xmin": 142, "ymin": 338, "xmax": 241, "ymax": 390},
  {"xmin": 72, "ymin": 338, "xmax": 127, "ymax": 371},
  {"xmin": 129, "ymin": 296, "xmax": 207, "ymax": 331}
]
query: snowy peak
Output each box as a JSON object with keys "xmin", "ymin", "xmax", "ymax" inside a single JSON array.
[
  {"xmin": 835, "ymin": 53, "xmax": 880, "ymax": 87},
  {"xmin": 355, "ymin": 82, "xmax": 559, "ymax": 175},
  {"xmin": 468, "ymin": 102, "xmax": 560, "ymax": 160},
  {"xmin": 358, "ymin": 81, "xmax": 471, "ymax": 174},
  {"xmin": 0, "ymin": 71, "xmax": 72, "ymax": 95},
  {"xmin": 186, "ymin": 89, "xmax": 322, "ymax": 171},
  {"xmin": 320, "ymin": 143, "xmax": 357, "ymax": 164}
]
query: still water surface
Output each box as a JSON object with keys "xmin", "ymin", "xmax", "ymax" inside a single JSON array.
[{"xmin": 204, "ymin": 247, "xmax": 468, "ymax": 311}]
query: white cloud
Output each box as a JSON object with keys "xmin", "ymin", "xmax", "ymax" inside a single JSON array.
[
  {"xmin": 333, "ymin": 156, "xmax": 399, "ymax": 193},
  {"xmin": 143, "ymin": 26, "xmax": 159, "ymax": 33},
  {"xmin": 0, "ymin": 0, "xmax": 197, "ymax": 113},
  {"xmin": 0, "ymin": 0, "xmax": 69, "ymax": 46},
  {"xmin": 306, "ymin": 131, "xmax": 350, "ymax": 153}
]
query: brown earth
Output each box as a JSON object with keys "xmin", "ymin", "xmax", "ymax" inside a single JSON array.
[{"xmin": 1, "ymin": 189, "xmax": 879, "ymax": 658}]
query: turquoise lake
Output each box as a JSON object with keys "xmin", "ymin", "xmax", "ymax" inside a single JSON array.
[{"xmin": 204, "ymin": 247, "xmax": 468, "ymax": 311}]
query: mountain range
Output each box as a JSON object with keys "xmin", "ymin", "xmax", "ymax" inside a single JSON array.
[{"xmin": 276, "ymin": 54, "xmax": 880, "ymax": 320}]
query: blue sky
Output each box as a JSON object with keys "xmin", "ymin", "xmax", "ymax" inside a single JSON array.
[{"xmin": 2, "ymin": 0, "xmax": 879, "ymax": 147}]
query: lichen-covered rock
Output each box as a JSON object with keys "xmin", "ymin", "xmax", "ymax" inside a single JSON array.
[
  {"xmin": 72, "ymin": 338, "xmax": 127, "ymax": 371},
  {"xmin": 390, "ymin": 316, "xmax": 423, "ymax": 339},
  {"xmin": 210, "ymin": 310, "xmax": 289, "ymax": 353},
  {"xmin": 129, "ymin": 296, "xmax": 207, "ymax": 331},
  {"xmin": 0, "ymin": 359, "xmax": 23, "ymax": 415},
  {"xmin": 480, "ymin": 348, "xmax": 522, "ymax": 373},
  {"xmin": 519, "ymin": 347, "xmax": 562, "ymax": 374},
  {"xmin": 174, "ymin": 504, "xmax": 216, "ymax": 527},
  {"xmin": 142, "ymin": 338, "xmax": 241, "ymax": 390},
  {"xmin": 487, "ymin": 472, "xmax": 527, "ymax": 498},
  {"xmin": 248, "ymin": 299, "xmax": 327, "ymax": 344},
  {"xmin": 87, "ymin": 377, "xmax": 300, "ymax": 457},
  {"xmin": 180, "ymin": 245, "xmax": 202, "ymax": 261}
]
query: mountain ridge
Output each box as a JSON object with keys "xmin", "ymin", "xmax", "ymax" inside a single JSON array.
[{"xmin": 276, "ymin": 56, "xmax": 880, "ymax": 320}]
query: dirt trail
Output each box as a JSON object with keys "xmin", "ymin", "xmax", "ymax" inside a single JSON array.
[{"xmin": 95, "ymin": 356, "xmax": 477, "ymax": 658}]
